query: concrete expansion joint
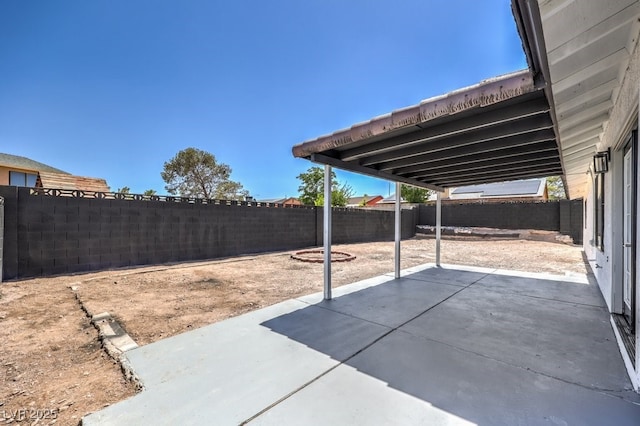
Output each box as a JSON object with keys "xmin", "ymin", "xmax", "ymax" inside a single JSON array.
[
  {"xmin": 69, "ymin": 285, "xmax": 144, "ymax": 392},
  {"xmin": 244, "ymin": 274, "xmax": 491, "ymax": 424}
]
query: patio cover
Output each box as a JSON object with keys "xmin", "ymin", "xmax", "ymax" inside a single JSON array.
[
  {"xmin": 292, "ymin": 0, "xmax": 568, "ymax": 191},
  {"xmin": 292, "ymin": 69, "xmax": 563, "ymax": 191},
  {"xmin": 290, "ymin": 0, "xmax": 565, "ymax": 300}
]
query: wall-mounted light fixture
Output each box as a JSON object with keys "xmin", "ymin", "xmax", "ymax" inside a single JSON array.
[{"xmin": 593, "ymin": 148, "xmax": 610, "ymax": 174}]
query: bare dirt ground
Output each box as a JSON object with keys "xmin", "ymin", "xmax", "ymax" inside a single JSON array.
[{"xmin": 0, "ymin": 236, "xmax": 588, "ymax": 425}]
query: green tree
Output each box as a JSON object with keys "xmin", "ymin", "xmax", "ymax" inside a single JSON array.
[
  {"xmin": 314, "ymin": 183, "xmax": 355, "ymax": 207},
  {"xmin": 161, "ymin": 147, "xmax": 249, "ymax": 200},
  {"xmin": 296, "ymin": 166, "xmax": 337, "ymax": 205},
  {"xmin": 546, "ymin": 176, "xmax": 566, "ymax": 200},
  {"xmin": 116, "ymin": 186, "xmax": 130, "ymax": 194},
  {"xmin": 143, "ymin": 189, "xmax": 157, "ymax": 196},
  {"xmin": 400, "ymin": 184, "xmax": 432, "ymax": 203}
]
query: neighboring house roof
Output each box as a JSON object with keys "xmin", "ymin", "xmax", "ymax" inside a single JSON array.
[
  {"xmin": 258, "ymin": 197, "xmax": 301, "ymax": 204},
  {"xmin": 377, "ymin": 193, "xmax": 406, "ymax": 204},
  {"xmin": 450, "ymin": 178, "xmax": 546, "ymax": 199},
  {"xmin": 0, "ymin": 153, "xmax": 69, "ymax": 174},
  {"xmin": 37, "ymin": 171, "xmax": 110, "ymax": 192},
  {"xmin": 346, "ymin": 195, "xmax": 383, "ymax": 206}
]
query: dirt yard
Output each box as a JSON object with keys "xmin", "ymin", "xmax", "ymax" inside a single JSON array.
[{"xmin": 0, "ymin": 236, "xmax": 588, "ymax": 425}]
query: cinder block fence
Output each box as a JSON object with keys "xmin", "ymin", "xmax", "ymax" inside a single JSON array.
[
  {"xmin": 0, "ymin": 186, "xmax": 416, "ymax": 280},
  {"xmin": 0, "ymin": 186, "xmax": 581, "ymax": 280},
  {"xmin": 417, "ymin": 199, "xmax": 583, "ymax": 244}
]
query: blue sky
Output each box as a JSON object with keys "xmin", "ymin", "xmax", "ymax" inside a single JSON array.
[{"xmin": 0, "ymin": 0, "xmax": 526, "ymax": 199}]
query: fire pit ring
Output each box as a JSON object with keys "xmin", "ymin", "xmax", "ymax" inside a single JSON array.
[{"xmin": 290, "ymin": 249, "xmax": 356, "ymax": 263}]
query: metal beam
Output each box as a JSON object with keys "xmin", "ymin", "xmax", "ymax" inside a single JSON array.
[
  {"xmin": 323, "ymin": 165, "xmax": 332, "ymax": 300},
  {"xmin": 432, "ymin": 167, "xmax": 563, "ymax": 187},
  {"xmin": 376, "ymin": 126, "xmax": 555, "ymax": 171},
  {"xmin": 421, "ymin": 162, "xmax": 562, "ymax": 185},
  {"xmin": 395, "ymin": 182, "xmax": 401, "ymax": 279},
  {"xmin": 432, "ymin": 166, "xmax": 564, "ymax": 186},
  {"xmin": 412, "ymin": 156, "xmax": 562, "ymax": 178},
  {"xmin": 309, "ymin": 153, "xmax": 444, "ymax": 192},
  {"xmin": 360, "ymin": 114, "xmax": 554, "ymax": 167},
  {"xmin": 409, "ymin": 156, "xmax": 561, "ymax": 180},
  {"xmin": 338, "ymin": 93, "xmax": 550, "ymax": 161},
  {"xmin": 392, "ymin": 141, "xmax": 558, "ymax": 175}
]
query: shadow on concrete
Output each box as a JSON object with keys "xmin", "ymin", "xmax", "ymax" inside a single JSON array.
[{"xmin": 260, "ymin": 266, "xmax": 640, "ymax": 425}]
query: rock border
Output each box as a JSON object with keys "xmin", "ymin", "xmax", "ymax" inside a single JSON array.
[{"xmin": 290, "ymin": 249, "xmax": 356, "ymax": 263}]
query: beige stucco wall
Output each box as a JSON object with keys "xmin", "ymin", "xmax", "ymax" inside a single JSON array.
[
  {"xmin": 583, "ymin": 32, "xmax": 640, "ymax": 389},
  {"xmin": 0, "ymin": 165, "xmax": 39, "ymax": 186}
]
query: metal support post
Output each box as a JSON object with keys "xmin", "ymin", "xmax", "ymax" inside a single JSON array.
[
  {"xmin": 436, "ymin": 191, "xmax": 442, "ymax": 266},
  {"xmin": 323, "ymin": 165, "xmax": 332, "ymax": 300},
  {"xmin": 394, "ymin": 182, "xmax": 401, "ymax": 279}
]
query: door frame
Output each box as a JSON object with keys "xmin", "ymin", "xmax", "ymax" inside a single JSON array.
[{"xmin": 622, "ymin": 133, "xmax": 637, "ymax": 331}]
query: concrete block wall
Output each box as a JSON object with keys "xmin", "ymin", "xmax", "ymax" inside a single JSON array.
[
  {"xmin": 0, "ymin": 186, "xmax": 417, "ymax": 280},
  {"xmin": 3, "ymin": 185, "xmax": 583, "ymax": 280},
  {"xmin": 418, "ymin": 200, "xmax": 583, "ymax": 244},
  {"xmin": 558, "ymin": 199, "xmax": 584, "ymax": 244},
  {"xmin": 0, "ymin": 195, "xmax": 3, "ymax": 282},
  {"xmin": 317, "ymin": 207, "xmax": 417, "ymax": 245}
]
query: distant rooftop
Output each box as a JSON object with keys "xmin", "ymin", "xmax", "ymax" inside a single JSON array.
[
  {"xmin": 37, "ymin": 171, "xmax": 110, "ymax": 192},
  {"xmin": 0, "ymin": 153, "xmax": 69, "ymax": 174},
  {"xmin": 451, "ymin": 178, "xmax": 546, "ymax": 198}
]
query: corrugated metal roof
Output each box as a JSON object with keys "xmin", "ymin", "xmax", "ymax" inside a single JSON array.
[
  {"xmin": 37, "ymin": 171, "xmax": 110, "ymax": 192},
  {"xmin": 0, "ymin": 153, "xmax": 69, "ymax": 174},
  {"xmin": 292, "ymin": 70, "xmax": 562, "ymax": 191},
  {"xmin": 452, "ymin": 178, "xmax": 545, "ymax": 197}
]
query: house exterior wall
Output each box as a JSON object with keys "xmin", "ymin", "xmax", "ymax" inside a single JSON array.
[
  {"xmin": 582, "ymin": 34, "xmax": 640, "ymax": 389},
  {"xmin": 0, "ymin": 165, "xmax": 38, "ymax": 186}
]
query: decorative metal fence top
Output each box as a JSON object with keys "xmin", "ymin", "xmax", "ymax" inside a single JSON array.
[{"xmin": 28, "ymin": 187, "xmax": 315, "ymax": 209}]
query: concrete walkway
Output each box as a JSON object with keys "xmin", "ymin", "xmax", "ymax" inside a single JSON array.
[{"xmin": 83, "ymin": 264, "xmax": 640, "ymax": 425}]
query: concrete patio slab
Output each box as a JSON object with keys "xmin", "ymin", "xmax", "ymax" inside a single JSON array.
[
  {"xmin": 339, "ymin": 331, "xmax": 639, "ymax": 426},
  {"xmin": 395, "ymin": 264, "xmax": 492, "ymax": 287},
  {"xmin": 83, "ymin": 265, "xmax": 640, "ymax": 425},
  {"xmin": 84, "ymin": 299, "xmax": 390, "ymax": 425},
  {"xmin": 401, "ymin": 283, "xmax": 631, "ymax": 392},
  {"xmin": 296, "ymin": 277, "xmax": 463, "ymax": 328},
  {"xmin": 477, "ymin": 269, "xmax": 604, "ymax": 307},
  {"xmin": 251, "ymin": 363, "xmax": 475, "ymax": 426}
]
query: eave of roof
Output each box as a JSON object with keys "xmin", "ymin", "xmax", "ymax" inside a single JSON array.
[
  {"xmin": 534, "ymin": 0, "xmax": 640, "ymax": 199},
  {"xmin": 292, "ymin": 70, "xmax": 562, "ymax": 191}
]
